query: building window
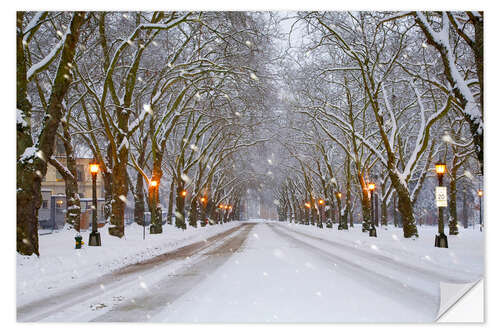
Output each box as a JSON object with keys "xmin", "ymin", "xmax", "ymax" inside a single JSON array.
[
  {"xmin": 55, "ymin": 138, "xmax": 65, "ymax": 156},
  {"xmin": 42, "ymin": 200, "xmax": 48, "ymax": 209},
  {"xmin": 76, "ymin": 165, "xmax": 85, "ymax": 182}
]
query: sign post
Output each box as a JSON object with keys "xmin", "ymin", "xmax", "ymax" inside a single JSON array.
[{"xmin": 436, "ymin": 186, "xmax": 448, "ymax": 207}]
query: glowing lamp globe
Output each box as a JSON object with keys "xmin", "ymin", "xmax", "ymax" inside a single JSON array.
[
  {"xmin": 89, "ymin": 162, "xmax": 99, "ymax": 175},
  {"xmin": 435, "ymin": 163, "xmax": 446, "ymax": 176}
]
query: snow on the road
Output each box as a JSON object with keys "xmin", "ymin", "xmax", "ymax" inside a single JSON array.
[
  {"xmin": 281, "ymin": 222, "xmax": 484, "ymax": 281},
  {"xmin": 18, "ymin": 221, "xmax": 484, "ymax": 323},
  {"xmin": 17, "ymin": 222, "xmax": 241, "ymax": 307},
  {"xmin": 153, "ymin": 222, "xmax": 450, "ymax": 322}
]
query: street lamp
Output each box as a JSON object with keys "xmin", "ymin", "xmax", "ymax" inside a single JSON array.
[
  {"xmin": 180, "ymin": 190, "xmax": 187, "ymax": 197},
  {"xmin": 317, "ymin": 199, "xmax": 325, "ymax": 227},
  {"xmin": 434, "ymin": 162, "xmax": 448, "ymax": 248},
  {"xmin": 368, "ymin": 182, "xmax": 377, "ymax": 237},
  {"xmin": 219, "ymin": 203, "xmax": 224, "ymax": 224},
  {"xmin": 149, "ymin": 179, "xmax": 162, "ymax": 234},
  {"xmin": 305, "ymin": 202, "xmax": 311, "ymax": 225},
  {"xmin": 478, "ymin": 189, "xmax": 483, "ymax": 232},
  {"xmin": 88, "ymin": 160, "xmax": 101, "ymax": 246},
  {"xmin": 200, "ymin": 196, "xmax": 208, "ymax": 226},
  {"xmin": 336, "ymin": 192, "xmax": 344, "ymax": 230}
]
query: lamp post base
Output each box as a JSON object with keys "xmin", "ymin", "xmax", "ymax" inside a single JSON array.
[
  {"xmin": 434, "ymin": 233, "xmax": 448, "ymax": 248},
  {"xmin": 88, "ymin": 232, "xmax": 101, "ymax": 246},
  {"xmin": 369, "ymin": 227, "xmax": 377, "ymax": 237}
]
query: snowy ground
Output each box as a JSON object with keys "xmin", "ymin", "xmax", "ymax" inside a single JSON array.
[
  {"xmin": 17, "ymin": 222, "xmax": 241, "ymax": 307},
  {"xmin": 17, "ymin": 221, "xmax": 483, "ymax": 323}
]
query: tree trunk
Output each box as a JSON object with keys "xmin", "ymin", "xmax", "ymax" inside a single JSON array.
[
  {"xmin": 390, "ymin": 174, "xmax": 418, "ymax": 238},
  {"xmin": 462, "ymin": 187, "xmax": 468, "ymax": 228},
  {"xmin": 167, "ymin": 180, "xmax": 174, "ymax": 224},
  {"xmin": 175, "ymin": 182, "xmax": 186, "ymax": 229},
  {"xmin": 448, "ymin": 166, "xmax": 459, "ymax": 235},
  {"xmin": 60, "ymin": 122, "xmax": 81, "ymax": 231},
  {"xmin": 17, "ymin": 12, "xmax": 85, "ymax": 255},
  {"xmin": 109, "ymin": 160, "xmax": 127, "ymax": 237},
  {"xmin": 189, "ymin": 198, "xmax": 198, "ymax": 228},
  {"xmin": 134, "ymin": 171, "xmax": 145, "ymax": 226}
]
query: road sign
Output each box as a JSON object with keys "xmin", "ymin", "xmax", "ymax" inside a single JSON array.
[{"xmin": 436, "ymin": 186, "xmax": 447, "ymax": 207}]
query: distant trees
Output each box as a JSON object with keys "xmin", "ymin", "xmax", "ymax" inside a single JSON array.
[
  {"xmin": 17, "ymin": 11, "xmax": 278, "ymax": 255},
  {"xmin": 274, "ymin": 11, "xmax": 482, "ymax": 238}
]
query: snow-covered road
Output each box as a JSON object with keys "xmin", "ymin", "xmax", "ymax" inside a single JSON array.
[{"xmin": 17, "ymin": 222, "xmax": 482, "ymax": 323}]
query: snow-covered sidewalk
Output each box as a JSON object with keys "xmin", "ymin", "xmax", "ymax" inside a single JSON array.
[{"xmin": 17, "ymin": 222, "xmax": 241, "ymax": 307}]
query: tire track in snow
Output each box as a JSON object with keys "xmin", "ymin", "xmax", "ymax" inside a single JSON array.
[
  {"xmin": 91, "ymin": 223, "xmax": 254, "ymax": 322},
  {"xmin": 17, "ymin": 223, "xmax": 248, "ymax": 322},
  {"xmin": 269, "ymin": 224, "xmax": 440, "ymax": 317},
  {"xmin": 275, "ymin": 224, "xmax": 480, "ymax": 283}
]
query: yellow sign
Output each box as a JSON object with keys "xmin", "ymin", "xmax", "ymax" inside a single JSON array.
[{"xmin": 436, "ymin": 186, "xmax": 447, "ymax": 207}]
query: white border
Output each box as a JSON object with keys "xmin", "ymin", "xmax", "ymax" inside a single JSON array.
[{"xmin": 4, "ymin": 0, "xmax": 498, "ymax": 331}]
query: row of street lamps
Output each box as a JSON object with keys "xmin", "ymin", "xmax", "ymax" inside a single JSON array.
[
  {"xmin": 80, "ymin": 159, "xmax": 235, "ymax": 248},
  {"xmin": 83, "ymin": 159, "xmax": 483, "ymax": 249},
  {"xmin": 298, "ymin": 162, "xmax": 483, "ymax": 248}
]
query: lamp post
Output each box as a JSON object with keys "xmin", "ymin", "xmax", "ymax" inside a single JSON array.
[
  {"xmin": 88, "ymin": 160, "xmax": 101, "ymax": 246},
  {"xmin": 227, "ymin": 205, "xmax": 232, "ymax": 222},
  {"xmin": 200, "ymin": 197, "xmax": 207, "ymax": 227},
  {"xmin": 305, "ymin": 202, "xmax": 311, "ymax": 225},
  {"xmin": 434, "ymin": 162, "xmax": 448, "ymax": 248},
  {"xmin": 368, "ymin": 182, "xmax": 377, "ymax": 237},
  {"xmin": 219, "ymin": 203, "xmax": 224, "ymax": 224},
  {"xmin": 318, "ymin": 199, "xmax": 325, "ymax": 226},
  {"xmin": 478, "ymin": 189, "xmax": 483, "ymax": 232},
  {"xmin": 336, "ymin": 192, "xmax": 344, "ymax": 230},
  {"xmin": 149, "ymin": 179, "xmax": 162, "ymax": 234}
]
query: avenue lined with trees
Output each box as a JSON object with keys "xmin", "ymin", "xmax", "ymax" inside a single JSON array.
[{"xmin": 17, "ymin": 11, "xmax": 483, "ymax": 256}]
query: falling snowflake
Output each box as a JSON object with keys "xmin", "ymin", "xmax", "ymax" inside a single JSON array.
[
  {"xmin": 143, "ymin": 104, "xmax": 153, "ymax": 114},
  {"xmin": 442, "ymin": 134, "xmax": 452, "ymax": 143},
  {"xmin": 181, "ymin": 173, "xmax": 191, "ymax": 184},
  {"xmin": 250, "ymin": 72, "xmax": 259, "ymax": 81}
]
